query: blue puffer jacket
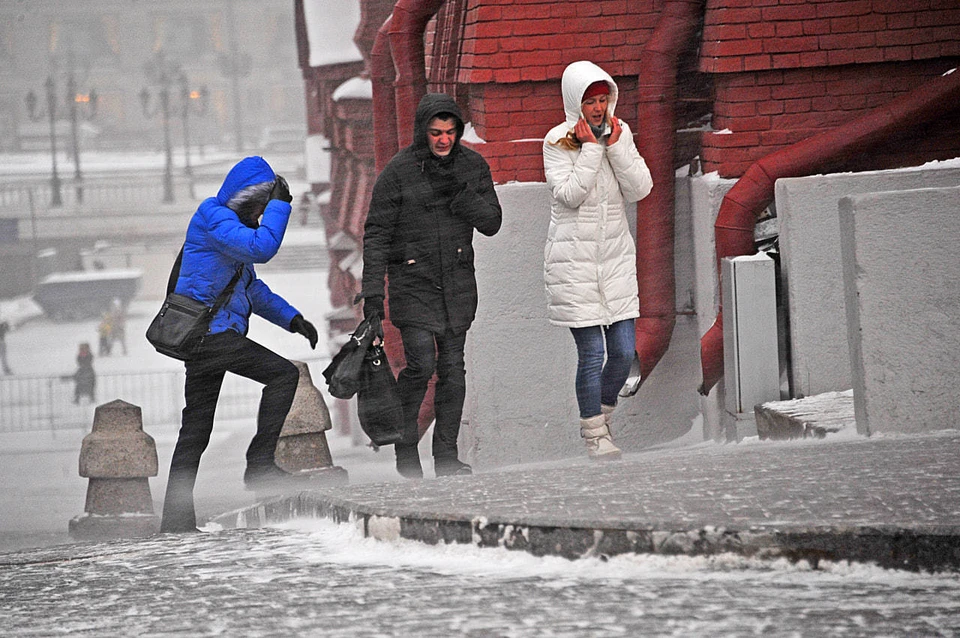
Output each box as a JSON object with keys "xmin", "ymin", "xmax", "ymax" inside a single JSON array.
[{"xmin": 175, "ymin": 156, "xmax": 300, "ymax": 336}]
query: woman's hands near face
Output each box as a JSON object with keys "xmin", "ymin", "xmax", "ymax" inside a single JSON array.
[
  {"xmin": 574, "ymin": 117, "xmax": 597, "ymax": 144},
  {"xmin": 574, "ymin": 114, "xmax": 620, "ymax": 145},
  {"xmin": 607, "ymin": 115, "xmax": 622, "ymax": 145}
]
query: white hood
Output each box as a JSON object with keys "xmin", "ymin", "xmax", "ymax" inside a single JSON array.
[{"xmin": 561, "ymin": 61, "xmax": 619, "ymax": 129}]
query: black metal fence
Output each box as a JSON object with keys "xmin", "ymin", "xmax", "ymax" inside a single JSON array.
[{"xmin": 0, "ymin": 370, "xmax": 264, "ymax": 434}]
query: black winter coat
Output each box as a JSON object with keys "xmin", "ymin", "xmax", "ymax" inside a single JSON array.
[{"xmin": 361, "ymin": 93, "xmax": 502, "ymax": 334}]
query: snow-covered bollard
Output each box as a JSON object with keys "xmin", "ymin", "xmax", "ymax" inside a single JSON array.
[
  {"xmin": 69, "ymin": 399, "xmax": 160, "ymax": 540},
  {"xmin": 274, "ymin": 361, "xmax": 348, "ymax": 485}
]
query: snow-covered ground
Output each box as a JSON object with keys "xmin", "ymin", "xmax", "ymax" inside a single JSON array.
[{"xmin": 2, "ymin": 517, "xmax": 959, "ymax": 637}]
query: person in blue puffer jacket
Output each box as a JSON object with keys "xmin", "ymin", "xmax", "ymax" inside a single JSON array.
[{"xmin": 160, "ymin": 156, "xmax": 319, "ymax": 534}]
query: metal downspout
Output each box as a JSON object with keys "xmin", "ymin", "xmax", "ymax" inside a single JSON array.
[
  {"xmin": 371, "ymin": 15, "xmax": 399, "ymax": 173},
  {"xmin": 633, "ymin": 0, "xmax": 705, "ymax": 383},
  {"xmin": 699, "ymin": 67, "xmax": 960, "ymax": 395},
  {"xmin": 388, "ymin": 0, "xmax": 446, "ymax": 147}
]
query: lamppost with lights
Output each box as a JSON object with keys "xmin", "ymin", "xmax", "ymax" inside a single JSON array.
[
  {"xmin": 66, "ymin": 74, "xmax": 97, "ymax": 204},
  {"xmin": 178, "ymin": 74, "xmax": 208, "ymax": 198},
  {"xmin": 26, "ymin": 73, "xmax": 98, "ymax": 207},
  {"xmin": 25, "ymin": 77, "xmax": 63, "ymax": 207},
  {"xmin": 140, "ymin": 70, "xmax": 176, "ymax": 203}
]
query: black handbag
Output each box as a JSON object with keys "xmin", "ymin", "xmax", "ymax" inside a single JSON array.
[
  {"xmin": 145, "ymin": 248, "xmax": 243, "ymax": 361},
  {"xmin": 356, "ymin": 343, "xmax": 404, "ymax": 446},
  {"xmin": 322, "ymin": 314, "xmax": 382, "ymax": 399}
]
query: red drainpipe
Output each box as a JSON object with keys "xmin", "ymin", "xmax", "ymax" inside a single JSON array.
[
  {"xmin": 634, "ymin": 0, "xmax": 705, "ymax": 383},
  {"xmin": 388, "ymin": 0, "xmax": 446, "ymax": 147},
  {"xmin": 371, "ymin": 15, "xmax": 399, "ymax": 173},
  {"xmin": 699, "ymin": 67, "xmax": 960, "ymax": 395}
]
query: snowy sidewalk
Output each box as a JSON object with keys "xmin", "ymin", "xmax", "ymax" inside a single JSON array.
[{"xmin": 215, "ymin": 429, "xmax": 960, "ymax": 571}]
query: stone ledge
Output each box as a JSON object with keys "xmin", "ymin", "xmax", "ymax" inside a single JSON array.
[
  {"xmin": 755, "ymin": 390, "xmax": 855, "ymax": 440},
  {"xmin": 210, "ymin": 491, "xmax": 960, "ymax": 573}
]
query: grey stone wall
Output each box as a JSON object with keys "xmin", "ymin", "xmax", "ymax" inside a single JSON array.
[
  {"xmin": 839, "ymin": 185, "xmax": 960, "ymax": 435},
  {"xmin": 775, "ymin": 162, "xmax": 960, "ymax": 397},
  {"xmin": 463, "ymin": 181, "xmax": 700, "ymax": 468}
]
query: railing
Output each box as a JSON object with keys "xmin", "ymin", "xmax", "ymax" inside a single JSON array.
[
  {"xmin": 0, "ymin": 369, "xmax": 264, "ymax": 434},
  {"xmin": 0, "ymin": 176, "xmax": 195, "ymax": 213}
]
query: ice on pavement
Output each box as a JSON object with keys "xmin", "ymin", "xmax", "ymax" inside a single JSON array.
[{"xmin": 3, "ymin": 518, "xmax": 959, "ymax": 637}]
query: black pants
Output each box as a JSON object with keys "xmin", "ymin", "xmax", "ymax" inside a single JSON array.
[
  {"xmin": 395, "ymin": 326, "xmax": 467, "ymax": 462},
  {"xmin": 160, "ymin": 330, "xmax": 299, "ymax": 532}
]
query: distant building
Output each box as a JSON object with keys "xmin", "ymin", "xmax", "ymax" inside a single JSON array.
[{"xmin": 0, "ymin": 0, "xmax": 306, "ymax": 152}]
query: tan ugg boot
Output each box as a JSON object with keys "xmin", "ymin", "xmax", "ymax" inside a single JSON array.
[
  {"xmin": 601, "ymin": 403, "xmax": 616, "ymax": 428},
  {"xmin": 580, "ymin": 414, "xmax": 622, "ymax": 460}
]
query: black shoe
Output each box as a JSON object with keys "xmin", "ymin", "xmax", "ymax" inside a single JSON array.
[
  {"xmin": 434, "ymin": 458, "xmax": 472, "ymax": 477},
  {"xmin": 160, "ymin": 525, "xmax": 201, "ymax": 534},
  {"xmin": 243, "ymin": 463, "xmax": 306, "ymax": 491},
  {"xmin": 396, "ymin": 457, "xmax": 423, "ymax": 479},
  {"xmin": 395, "ymin": 447, "xmax": 423, "ymax": 479}
]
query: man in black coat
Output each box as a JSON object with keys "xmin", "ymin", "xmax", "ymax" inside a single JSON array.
[{"xmin": 360, "ymin": 93, "xmax": 502, "ymax": 478}]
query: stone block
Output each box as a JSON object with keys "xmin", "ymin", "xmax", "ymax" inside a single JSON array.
[
  {"xmin": 839, "ymin": 186, "xmax": 960, "ymax": 435},
  {"xmin": 71, "ymin": 399, "xmax": 159, "ymax": 540},
  {"xmin": 78, "ymin": 400, "xmax": 158, "ymax": 478},
  {"xmin": 275, "ymin": 361, "xmax": 347, "ymax": 484}
]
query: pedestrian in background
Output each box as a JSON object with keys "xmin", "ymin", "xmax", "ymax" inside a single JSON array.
[
  {"xmin": 70, "ymin": 342, "xmax": 96, "ymax": 404},
  {"xmin": 160, "ymin": 156, "xmax": 319, "ymax": 534},
  {"xmin": 0, "ymin": 319, "xmax": 12, "ymax": 375},
  {"xmin": 542, "ymin": 61, "xmax": 653, "ymax": 460},
  {"xmin": 108, "ymin": 298, "xmax": 128, "ymax": 356},
  {"xmin": 359, "ymin": 93, "xmax": 502, "ymax": 479},
  {"xmin": 97, "ymin": 312, "xmax": 113, "ymax": 357}
]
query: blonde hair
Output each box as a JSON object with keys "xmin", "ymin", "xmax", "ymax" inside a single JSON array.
[{"xmin": 549, "ymin": 129, "xmax": 581, "ymax": 151}]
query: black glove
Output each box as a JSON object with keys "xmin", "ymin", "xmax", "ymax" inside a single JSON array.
[
  {"xmin": 289, "ymin": 314, "xmax": 317, "ymax": 349},
  {"xmin": 270, "ymin": 175, "xmax": 293, "ymax": 203},
  {"xmin": 431, "ymin": 162, "xmax": 465, "ymax": 199},
  {"xmin": 363, "ymin": 294, "xmax": 384, "ymax": 320}
]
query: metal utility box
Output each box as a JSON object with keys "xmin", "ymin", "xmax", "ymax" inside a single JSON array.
[{"xmin": 721, "ymin": 253, "xmax": 780, "ymax": 433}]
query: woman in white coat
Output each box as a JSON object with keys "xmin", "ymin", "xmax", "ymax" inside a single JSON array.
[{"xmin": 543, "ymin": 60, "xmax": 653, "ymax": 460}]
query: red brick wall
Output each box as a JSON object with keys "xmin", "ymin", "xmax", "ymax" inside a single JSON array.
[
  {"xmin": 701, "ymin": 58, "xmax": 960, "ymax": 177},
  {"xmin": 445, "ymin": 0, "xmax": 960, "ymax": 182},
  {"xmin": 444, "ymin": 0, "xmax": 659, "ymax": 182},
  {"xmin": 701, "ymin": 0, "xmax": 960, "ymax": 73}
]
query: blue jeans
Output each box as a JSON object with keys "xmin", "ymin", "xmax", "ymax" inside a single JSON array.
[{"xmin": 569, "ymin": 319, "xmax": 635, "ymax": 419}]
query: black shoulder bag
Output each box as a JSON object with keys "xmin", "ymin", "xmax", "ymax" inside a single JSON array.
[{"xmin": 145, "ymin": 247, "xmax": 243, "ymax": 361}]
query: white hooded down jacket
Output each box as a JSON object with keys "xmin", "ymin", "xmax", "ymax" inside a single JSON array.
[{"xmin": 542, "ymin": 61, "xmax": 653, "ymax": 328}]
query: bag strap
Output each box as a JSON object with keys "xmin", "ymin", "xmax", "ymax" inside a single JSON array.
[
  {"xmin": 166, "ymin": 246, "xmax": 184, "ymax": 296},
  {"xmin": 167, "ymin": 244, "xmax": 244, "ymax": 315},
  {"xmin": 208, "ymin": 264, "xmax": 244, "ymax": 317}
]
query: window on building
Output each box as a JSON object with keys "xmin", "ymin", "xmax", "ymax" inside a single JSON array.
[
  {"xmin": 156, "ymin": 15, "xmax": 210, "ymax": 57},
  {"xmin": 53, "ymin": 17, "xmax": 116, "ymax": 63}
]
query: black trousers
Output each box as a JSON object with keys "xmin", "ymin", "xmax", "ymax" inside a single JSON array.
[
  {"xmin": 395, "ymin": 326, "xmax": 467, "ymax": 462},
  {"xmin": 160, "ymin": 330, "xmax": 299, "ymax": 532}
]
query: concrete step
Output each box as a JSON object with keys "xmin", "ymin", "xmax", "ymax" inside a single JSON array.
[{"xmin": 755, "ymin": 390, "xmax": 855, "ymax": 440}]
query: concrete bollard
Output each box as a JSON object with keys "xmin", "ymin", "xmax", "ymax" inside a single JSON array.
[
  {"xmin": 69, "ymin": 399, "xmax": 160, "ymax": 540},
  {"xmin": 274, "ymin": 361, "xmax": 348, "ymax": 485}
]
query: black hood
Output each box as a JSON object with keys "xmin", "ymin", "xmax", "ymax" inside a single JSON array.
[{"xmin": 413, "ymin": 93, "xmax": 465, "ymax": 157}]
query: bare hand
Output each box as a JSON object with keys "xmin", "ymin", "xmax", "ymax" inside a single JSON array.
[
  {"xmin": 573, "ymin": 118, "xmax": 597, "ymax": 144},
  {"xmin": 607, "ymin": 116, "xmax": 622, "ymax": 145}
]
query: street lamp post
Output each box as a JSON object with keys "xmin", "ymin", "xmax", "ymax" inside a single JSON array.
[
  {"xmin": 25, "ymin": 77, "xmax": 63, "ymax": 207},
  {"xmin": 25, "ymin": 72, "xmax": 98, "ymax": 207},
  {"xmin": 66, "ymin": 74, "xmax": 97, "ymax": 204},
  {"xmin": 178, "ymin": 74, "xmax": 208, "ymax": 199},
  {"xmin": 140, "ymin": 76, "xmax": 175, "ymax": 204}
]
